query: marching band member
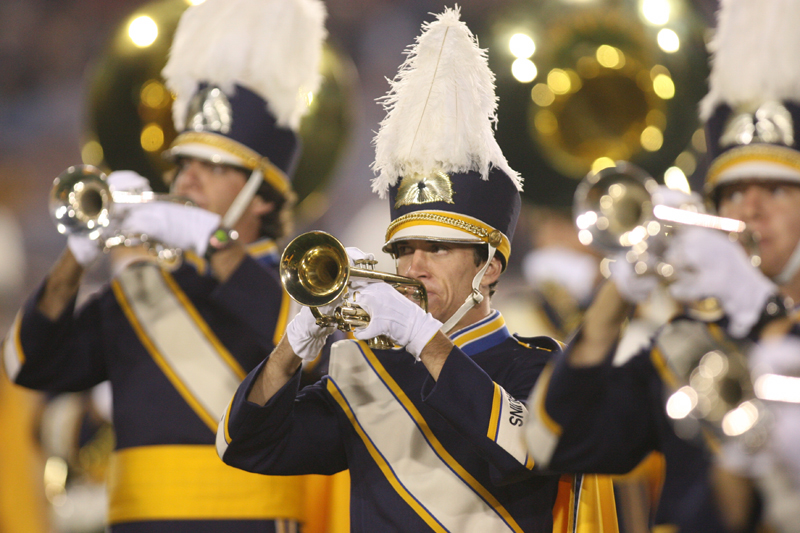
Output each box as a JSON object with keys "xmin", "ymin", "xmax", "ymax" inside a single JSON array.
[
  {"xmin": 2, "ymin": 0, "xmax": 327, "ymax": 531},
  {"xmin": 526, "ymin": 0, "xmax": 800, "ymax": 531},
  {"xmin": 217, "ymin": 8, "xmax": 619, "ymax": 531}
]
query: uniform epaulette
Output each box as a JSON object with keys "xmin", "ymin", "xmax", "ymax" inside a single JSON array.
[{"xmin": 512, "ymin": 334, "xmax": 563, "ymax": 353}]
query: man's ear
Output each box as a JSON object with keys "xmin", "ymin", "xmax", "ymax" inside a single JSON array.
[
  {"xmin": 481, "ymin": 255, "xmax": 503, "ymax": 286},
  {"xmin": 250, "ymin": 195, "xmax": 275, "ymax": 217}
]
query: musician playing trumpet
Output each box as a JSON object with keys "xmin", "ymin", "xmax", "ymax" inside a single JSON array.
[
  {"xmin": 524, "ymin": 0, "xmax": 800, "ymax": 531},
  {"xmin": 2, "ymin": 0, "xmax": 327, "ymax": 531},
  {"xmin": 217, "ymin": 9, "xmax": 619, "ymax": 532}
]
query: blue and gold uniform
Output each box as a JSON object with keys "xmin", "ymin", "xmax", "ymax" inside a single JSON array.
[
  {"xmin": 526, "ymin": 319, "xmax": 739, "ymax": 533},
  {"xmin": 219, "ymin": 311, "xmax": 619, "ymax": 532},
  {"xmin": 3, "ymin": 243, "xmax": 306, "ymax": 532}
]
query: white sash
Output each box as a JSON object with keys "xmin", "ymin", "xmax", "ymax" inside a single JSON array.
[
  {"xmin": 113, "ymin": 262, "xmax": 245, "ymax": 430},
  {"xmin": 328, "ymin": 340, "xmax": 523, "ymax": 533}
]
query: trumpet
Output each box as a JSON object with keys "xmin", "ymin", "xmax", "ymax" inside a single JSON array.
[
  {"xmin": 574, "ymin": 163, "xmax": 765, "ymax": 445},
  {"xmin": 280, "ymin": 231, "xmax": 427, "ymax": 349},
  {"xmin": 50, "ymin": 165, "xmax": 194, "ymax": 263},
  {"xmin": 573, "ymin": 161, "xmax": 748, "ymax": 279}
]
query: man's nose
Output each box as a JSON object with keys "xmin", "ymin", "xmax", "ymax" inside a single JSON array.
[
  {"xmin": 739, "ymin": 185, "xmax": 768, "ymax": 219},
  {"xmin": 402, "ymin": 249, "xmax": 428, "ymax": 278},
  {"xmin": 173, "ymin": 161, "xmax": 201, "ymax": 192}
]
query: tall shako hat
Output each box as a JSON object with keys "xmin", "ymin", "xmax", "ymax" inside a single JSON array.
[
  {"xmin": 701, "ymin": 0, "xmax": 800, "ymax": 204},
  {"xmin": 162, "ymin": 0, "xmax": 327, "ymax": 197},
  {"xmin": 371, "ymin": 6, "xmax": 522, "ymax": 332},
  {"xmin": 701, "ymin": 0, "xmax": 800, "ymax": 285}
]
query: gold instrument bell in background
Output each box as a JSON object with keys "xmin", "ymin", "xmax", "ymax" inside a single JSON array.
[
  {"xmin": 477, "ymin": 0, "xmax": 710, "ymax": 208},
  {"xmin": 280, "ymin": 231, "xmax": 428, "ymax": 349},
  {"xmin": 82, "ymin": 0, "xmax": 358, "ymax": 221}
]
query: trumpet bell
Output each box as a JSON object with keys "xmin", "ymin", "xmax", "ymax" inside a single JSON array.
[
  {"xmin": 281, "ymin": 231, "xmax": 351, "ymax": 308},
  {"xmin": 50, "ymin": 165, "xmax": 112, "ymax": 239},
  {"xmin": 280, "ymin": 231, "xmax": 428, "ymax": 347},
  {"xmin": 573, "ymin": 161, "xmax": 659, "ymax": 253}
]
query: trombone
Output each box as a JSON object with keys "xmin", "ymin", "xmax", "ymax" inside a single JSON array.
[
  {"xmin": 50, "ymin": 164, "xmax": 193, "ymax": 263},
  {"xmin": 280, "ymin": 231, "xmax": 427, "ymax": 349}
]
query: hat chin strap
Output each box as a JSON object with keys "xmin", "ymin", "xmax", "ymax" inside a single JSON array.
[
  {"xmin": 773, "ymin": 238, "xmax": 800, "ymax": 286},
  {"xmin": 220, "ymin": 169, "xmax": 263, "ymax": 230},
  {"xmin": 440, "ymin": 244, "xmax": 496, "ymax": 335}
]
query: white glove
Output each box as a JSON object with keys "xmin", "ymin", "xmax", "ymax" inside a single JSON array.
[
  {"xmin": 285, "ymin": 306, "xmax": 336, "ymax": 362},
  {"xmin": 749, "ymin": 336, "xmax": 800, "ymax": 379},
  {"xmin": 67, "ymin": 234, "xmax": 101, "ymax": 267},
  {"xmin": 345, "ymin": 247, "xmax": 374, "ymax": 265},
  {"xmin": 748, "ymin": 336, "xmax": 800, "ymax": 488},
  {"xmin": 66, "ymin": 170, "xmax": 154, "ymax": 267},
  {"xmin": 609, "ymin": 251, "xmax": 660, "ymax": 303},
  {"xmin": 107, "ymin": 170, "xmax": 152, "ymax": 222},
  {"xmin": 352, "ymin": 282, "xmax": 442, "ymax": 360},
  {"xmin": 652, "ymin": 185, "xmax": 704, "ymax": 210},
  {"xmin": 665, "ymin": 226, "xmax": 776, "ymax": 338},
  {"xmin": 119, "ymin": 201, "xmax": 221, "ymax": 256},
  {"xmin": 522, "ymin": 247, "xmax": 598, "ymax": 304},
  {"xmin": 107, "ymin": 170, "xmax": 151, "ymax": 194},
  {"xmin": 345, "ymin": 247, "xmax": 380, "ymax": 291}
]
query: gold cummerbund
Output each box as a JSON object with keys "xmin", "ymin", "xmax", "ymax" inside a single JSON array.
[{"xmin": 108, "ymin": 445, "xmax": 305, "ymax": 524}]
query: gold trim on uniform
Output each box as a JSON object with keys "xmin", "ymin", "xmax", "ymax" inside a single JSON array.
[
  {"xmin": 171, "ymin": 132, "xmax": 290, "ymax": 195},
  {"xmin": 706, "ymin": 144, "xmax": 800, "ymax": 192},
  {"xmin": 385, "ymin": 210, "xmax": 511, "ymax": 260},
  {"xmin": 107, "ymin": 445, "xmax": 306, "ymax": 523}
]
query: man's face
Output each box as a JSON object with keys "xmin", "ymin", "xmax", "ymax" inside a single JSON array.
[
  {"xmin": 171, "ymin": 157, "xmax": 249, "ymax": 217},
  {"xmin": 717, "ymin": 180, "xmax": 800, "ymax": 278},
  {"xmin": 395, "ymin": 240, "xmax": 481, "ymax": 323}
]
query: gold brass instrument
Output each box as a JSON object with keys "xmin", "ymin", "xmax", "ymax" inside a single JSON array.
[
  {"xmin": 280, "ymin": 231, "xmax": 428, "ymax": 349},
  {"xmin": 50, "ymin": 164, "xmax": 194, "ymax": 263},
  {"xmin": 573, "ymin": 161, "xmax": 748, "ymax": 279}
]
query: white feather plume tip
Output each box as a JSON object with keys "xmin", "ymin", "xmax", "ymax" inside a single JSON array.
[
  {"xmin": 371, "ymin": 6, "xmax": 521, "ymax": 198},
  {"xmin": 163, "ymin": 0, "xmax": 327, "ymax": 132},
  {"xmin": 700, "ymin": 0, "xmax": 800, "ymax": 120}
]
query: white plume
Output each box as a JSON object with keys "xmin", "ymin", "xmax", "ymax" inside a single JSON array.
[
  {"xmin": 371, "ymin": 6, "xmax": 521, "ymax": 198},
  {"xmin": 163, "ymin": 0, "xmax": 327, "ymax": 131},
  {"xmin": 700, "ymin": 0, "xmax": 800, "ymax": 120}
]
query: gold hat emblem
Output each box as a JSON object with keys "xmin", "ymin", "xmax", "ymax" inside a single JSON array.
[{"xmin": 394, "ymin": 170, "xmax": 455, "ymax": 208}]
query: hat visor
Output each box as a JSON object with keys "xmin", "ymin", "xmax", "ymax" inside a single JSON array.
[
  {"xmin": 713, "ymin": 161, "xmax": 800, "ymax": 188},
  {"xmin": 707, "ymin": 145, "xmax": 800, "ymax": 194},
  {"xmin": 382, "ymin": 224, "xmax": 484, "ymax": 254},
  {"xmin": 163, "ymin": 143, "xmax": 251, "ymax": 169}
]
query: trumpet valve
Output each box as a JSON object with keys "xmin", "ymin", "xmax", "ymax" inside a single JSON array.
[{"xmin": 335, "ymin": 304, "xmax": 370, "ymax": 330}]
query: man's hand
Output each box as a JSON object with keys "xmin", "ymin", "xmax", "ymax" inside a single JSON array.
[
  {"xmin": 352, "ymin": 282, "xmax": 442, "ymax": 360},
  {"xmin": 108, "ymin": 170, "xmax": 151, "ymax": 194},
  {"xmin": 285, "ymin": 306, "xmax": 336, "ymax": 362},
  {"xmin": 120, "ymin": 202, "xmax": 221, "ymax": 256},
  {"xmin": 609, "ymin": 251, "xmax": 660, "ymax": 304},
  {"xmin": 66, "ymin": 171, "xmax": 154, "ymax": 268},
  {"xmin": 665, "ymin": 226, "xmax": 776, "ymax": 338}
]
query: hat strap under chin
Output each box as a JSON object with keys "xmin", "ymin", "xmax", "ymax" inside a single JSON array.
[
  {"xmin": 440, "ymin": 244, "xmax": 496, "ymax": 334},
  {"xmin": 773, "ymin": 238, "xmax": 800, "ymax": 286},
  {"xmin": 220, "ymin": 168, "xmax": 264, "ymax": 230}
]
